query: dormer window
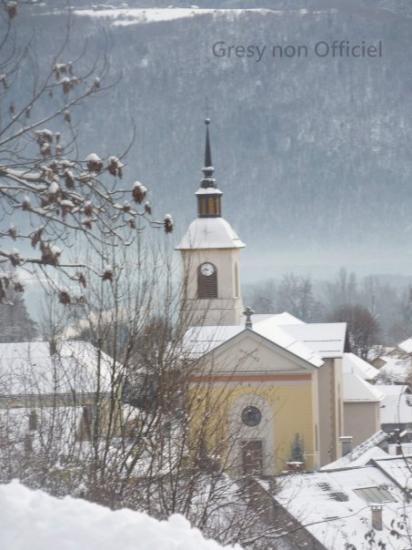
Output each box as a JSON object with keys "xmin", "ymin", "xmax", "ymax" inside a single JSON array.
[{"xmin": 198, "ymin": 262, "xmax": 218, "ymax": 299}]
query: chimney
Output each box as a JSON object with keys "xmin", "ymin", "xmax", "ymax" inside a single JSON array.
[
  {"xmin": 371, "ymin": 504, "xmax": 383, "ymax": 531},
  {"xmin": 339, "ymin": 436, "xmax": 353, "ymax": 456}
]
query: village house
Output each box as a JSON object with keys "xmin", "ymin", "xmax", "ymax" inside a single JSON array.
[{"xmin": 0, "ymin": 340, "xmax": 118, "ymax": 457}]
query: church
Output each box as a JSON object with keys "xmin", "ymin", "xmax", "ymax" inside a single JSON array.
[{"xmin": 176, "ymin": 120, "xmax": 382, "ymax": 476}]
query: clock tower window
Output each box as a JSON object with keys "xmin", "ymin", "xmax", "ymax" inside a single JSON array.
[{"xmin": 198, "ymin": 262, "xmax": 218, "ymax": 299}]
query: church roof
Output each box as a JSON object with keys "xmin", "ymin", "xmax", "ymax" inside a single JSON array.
[
  {"xmin": 176, "ymin": 217, "xmax": 245, "ymax": 250},
  {"xmin": 258, "ymin": 319, "xmax": 347, "ymax": 359},
  {"xmin": 183, "ymin": 319, "xmax": 324, "ymax": 368},
  {"xmin": 183, "ymin": 314, "xmax": 348, "ymax": 369}
]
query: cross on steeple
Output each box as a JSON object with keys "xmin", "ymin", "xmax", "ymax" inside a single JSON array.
[{"xmin": 243, "ymin": 306, "xmax": 255, "ymax": 329}]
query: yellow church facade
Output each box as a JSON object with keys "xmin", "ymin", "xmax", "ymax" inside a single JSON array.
[{"xmin": 186, "ymin": 329, "xmax": 320, "ymax": 474}]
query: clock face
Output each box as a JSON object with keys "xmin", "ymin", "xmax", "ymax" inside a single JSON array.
[{"xmin": 200, "ymin": 262, "xmax": 215, "ymax": 277}]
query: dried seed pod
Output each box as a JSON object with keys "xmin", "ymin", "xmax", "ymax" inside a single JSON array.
[
  {"xmin": 59, "ymin": 289, "xmax": 71, "ymax": 305},
  {"xmin": 132, "ymin": 182, "xmax": 147, "ymax": 204},
  {"xmin": 8, "ymin": 225, "xmax": 17, "ymax": 240},
  {"xmin": 5, "ymin": 1, "xmax": 17, "ymax": 19},
  {"xmin": 64, "ymin": 110, "xmax": 71, "ymax": 123},
  {"xmin": 31, "ymin": 227, "xmax": 43, "ymax": 248},
  {"xmin": 107, "ymin": 156, "xmax": 124, "ymax": 177},
  {"xmin": 85, "ymin": 153, "xmax": 103, "ymax": 174},
  {"xmin": 102, "ymin": 265, "xmax": 113, "ymax": 282},
  {"xmin": 144, "ymin": 201, "xmax": 152, "ymax": 215},
  {"xmin": 83, "ymin": 202, "xmax": 93, "ymax": 217},
  {"xmin": 164, "ymin": 214, "xmax": 173, "ymax": 234},
  {"xmin": 22, "ymin": 196, "xmax": 32, "ymax": 211},
  {"xmin": 41, "ymin": 143, "xmax": 51, "ymax": 157},
  {"xmin": 62, "ymin": 77, "xmax": 71, "ymax": 94},
  {"xmin": 9, "ymin": 251, "xmax": 20, "ymax": 266},
  {"xmin": 78, "ymin": 273, "xmax": 87, "ymax": 288},
  {"xmin": 64, "ymin": 169, "xmax": 75, "ymax": 189},
  {"xmin": 40, "ymin": 242, "xmax": 61, "ymax": 265},
  {"xmin": 14, "ymin": 282, "xmax": 24, "ymax": 293},
  {"xmin": 92, "ymin": 77, "xmax": 101, "ymax": 91}
]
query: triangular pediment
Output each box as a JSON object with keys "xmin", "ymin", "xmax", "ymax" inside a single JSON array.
[{"xmin": 199, "ymin": 329, "xmax": 317, "ymax": 376}]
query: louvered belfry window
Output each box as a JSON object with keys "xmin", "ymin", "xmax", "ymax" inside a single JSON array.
[
  {"xmin": 198, "ymin": 195, "xmax": 221, "ymax": 217},
  {"xmin": 197, "ymin": 264, "xmax": 218, "ymax": 299}
]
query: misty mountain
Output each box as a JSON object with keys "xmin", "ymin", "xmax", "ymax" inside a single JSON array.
[{"xmin": 17, "ymin": 4, "xmax": 412, "ymax": 278}]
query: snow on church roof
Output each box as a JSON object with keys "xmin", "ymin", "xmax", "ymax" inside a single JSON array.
[
  {"xmin": 277, "ymin": 322, "xmax": 347, "ymax": 358},
  {"xmin": 183, "ymin": 313, "xmax": 347, "ymax": 369},
  {"xmin": 184, "ymin": 319, "xmax": 324, "ymax": 368},
  {"xmin": 176, "ymin": 217, "xmax": 245, "ymax": 250}
]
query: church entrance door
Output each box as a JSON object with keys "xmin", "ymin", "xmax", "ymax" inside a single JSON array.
[{"xmin": 241, "ymin": 439, "xmax": 263, "ymax": 475}]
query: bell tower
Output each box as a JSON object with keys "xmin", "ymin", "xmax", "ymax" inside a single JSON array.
[{"xmin": 176, "ymin": 119, "xmax": 245, "ymax": 326}]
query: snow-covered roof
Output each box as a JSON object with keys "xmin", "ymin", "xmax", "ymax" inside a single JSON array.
[
  {"xmin": 176, "ymin": 217, "xmax": 245, "ymax": 250},
  {"xmin": 0, "ymin": 341, "xmax": 115, "ymax": 396},
  {"xmin": 322, "ymin": 431, "xmax": 388, "ymax": 471},
  {"xmin": 322, "ymin": 446, "xmax": 388, "ymax": 471},
  {"xmin": 0, "ymin": 481, "xmax": 240, "ymax": 550},
  {"xmin": 343, "ymin": 352, "xmax": 379, "ymax": 380},
  {"xmin": 398, "ymin": 337, "xmax": 412, "ymax": 354},
  {"xmin": 377, "ymin": 355, "xmax": 411, "ymax": 384},
  {"xmin": 273, "ymin": 459, "xmax": 412, "ymax": 550},
  {"xmin": 183, "ymin": 315, "xmax": 348, "ymax": 368},
  {"xmin": 378, "ymin": 385, "xmax": 412, "ymax": 425},
  {"xmin": 373, "ymin": 455, "xmax": 412, "ymax": 491},
  {"xmin": 183, "ymin": 321, "xmax": 323, "ymax": 368},
  {"xmin": 263, "ymin": 312, "xmax": 305, "ymax": 325},
  {"xmin": 343, "ymin": 370, "xmax": 383, "ymax": 402},
  {"xmin": 273, "ymin": 322, "xmax": 347, "ymax": 358},
  {"xmin": 195, "ymin": 187, "xmax": 222, "ymax": 196}
]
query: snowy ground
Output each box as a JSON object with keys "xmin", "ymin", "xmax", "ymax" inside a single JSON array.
[
  {"xmin": 0, "ymin": 481, "xmax": 242, "ymax": 550},
  {"xmin": 71, "ymin": 7, "xmax": 332, "ymax": 26}
]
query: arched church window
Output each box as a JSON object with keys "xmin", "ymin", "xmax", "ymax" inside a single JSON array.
[{"xmin": 198, "ymin": 262, "xmax": 218, "ymax": 299}]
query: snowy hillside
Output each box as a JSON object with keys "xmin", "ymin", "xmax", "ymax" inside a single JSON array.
[{"xmin": 19, "ymin": 3, "xmax": 412, "ymax": 277}]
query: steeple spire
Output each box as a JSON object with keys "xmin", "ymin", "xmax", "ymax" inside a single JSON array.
[
  {"xmin": 197, "ymin": 118, "xmax": 222, "ymax": 217},
  {"xmin": 204, "ymin": 118, "xmax": 213, "ymax": 172},
  {"xmin": 201, "ymin": 118, "xmax": 217, "ymax": 189}
]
